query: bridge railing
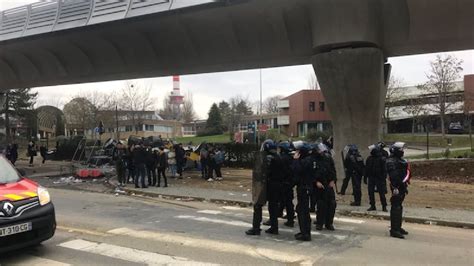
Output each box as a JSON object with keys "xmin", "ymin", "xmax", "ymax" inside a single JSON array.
[{"xmin": 0, "ymin": 0, "xmax": 219, "ymax": 42}]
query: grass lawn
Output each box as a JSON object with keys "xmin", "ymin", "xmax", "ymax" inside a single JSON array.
[
  {"xmin": 175, "ymin": 134, "xmax": 231, "ymax": 144},
  {"xmin": 384, "ymin": 133, "xmax": 473, "ymax": 148}
]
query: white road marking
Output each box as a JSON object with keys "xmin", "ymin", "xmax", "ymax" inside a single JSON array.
[
  {"xmin": 5, "ymin": 255, "xmax": 71, "ymax": 266},
  {"xmin": 175, "ymin": 215, "xmax": 347, "ymax": 240},
  {"xmin": 197, "ymin": 210, "xmax": 223, "ymax": 215},
  {"xmin": 108, "ymin": 227, "xmax": 315, "ymax": 265},
  {"xmin": 334, "ymin": 217, "xmax": 365, "ymax": 224},
  {"xmin": 59, "ymin": 239, "xmax": 216, "ymax": 266}
]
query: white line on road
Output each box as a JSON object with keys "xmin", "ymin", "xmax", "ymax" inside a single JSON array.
[
  {"xmin": 58, "ymin": 239, "xmax": 216, "ymax": 266},
  {"xmin": 3, "ymin": 255, "xmax": 71, "ymax": 266},
  {"xmin": 107, "ymin": 227, "xmax": 316, "ymax": 265},
  {"xmin": 197, "ymin": 210, "xmax": 223, "ymax": 215},
  {"xmin": 175, "ymin": 215, "xmax": 348, "ymax": 240},
  {"xmin": 334, "ymin": 217, "xmax": 365, "ymax": 224}
]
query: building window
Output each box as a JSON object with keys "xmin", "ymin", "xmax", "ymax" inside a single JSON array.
[
  {"xmin": 145, "ymin": 124, "xmax": 154, "ymax": 131},
  {"xmin": 319, "ymin": 101, "xmax": 325, "ymax": 112},
  {"xmin": 125, "ymin": 125, "xmax": 133, "ymax": 132},
  {"xmin": 309, "ymin": 102, "xmax": 316, "ymax": 112}
]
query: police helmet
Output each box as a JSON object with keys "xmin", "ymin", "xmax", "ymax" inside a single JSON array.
[
  {"xmin": 261, "ymin": 139, "xmax": 277, "ymax": 152},
  {"xmin": 348, "ymin": 144, "xmax": 359, "ymax": 154},
  {"xmin": 278, "ymin": 141, "xmax": 291, "ymax": 153},
  {"xmin": 377, "ymin": 141, "xmax": 387, "ymax": 149},
  {"xmin": 389, "ymin": 142, "xmax": 406, "ymax": 157},
  {"xmin": 292, "ymin": 140, "xmax": 305, "ymax": 150},
  {"xmin": 297, "ymin": 143, "xmax": 311, "ymax": 156}
]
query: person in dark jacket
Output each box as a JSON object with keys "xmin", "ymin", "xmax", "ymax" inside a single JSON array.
[
  {"xmin": 156, "ymin": 147, "xmax": 168, "ymax": 187},
  {"xmin": 113, "ymin": 142, "xmax": 128, "ymax": 186},
  {"xmin": 214, "ymin": 147, "xmax": 224, "ymax": 181},
  {"xmin": 127, "ymin": 146, "xmax": 135, "ymax": 184},
  {"xmin": 292, "ymin": 143, "xmax": 314, "ymax": 241},
  {"xmin": 132, "ymin": 142, "xmax": 148, "ymax": 188},
  {"xmin": 386, "ymin": 142, "xmax": 410, "ymax": 239},
  {"xmin": 365, "ymin": 144, "xmax": 388, "ymax": 212},
  {"xmin": 145, "ymin": 147, "xmax": 157, "ymax": 186},
  {"xmin": 175, "ymin": 144, "xmax": 186, "ymax": 178},
  {"xmin": 245, "ymin": 139, "xmax": 283, "ymax": 236},
  {"xmin": 343, "ymin": 145, "xmax": 365, "ymax": 206},
  {"xmin": 278, "ymin": 141, "xmax": 295, "ymax": 227},
  {"xmin": 200, "ymin": 145, "xmax": 209, "ymax": 179},
  {"xmin": 313, "ymin": 143, "xmax": 337, "ymax": 231},
  {"xmin": 27, "ymin": 140, "xmax": 37, "ymax": 166},
  {"xmin": 40, "ymin": 145, "xmax": 47, "ymax": 165}
]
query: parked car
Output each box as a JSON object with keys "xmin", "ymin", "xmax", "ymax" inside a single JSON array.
[
  {"xmin": 0, "ymin": 155, "xmax": 56, "ymax": 253},
  {"xmin": 448, "ymin": 122, "xmax": 464, "ymax": 134}
]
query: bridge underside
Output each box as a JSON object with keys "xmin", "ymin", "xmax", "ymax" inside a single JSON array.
[{"xmin": 0, "ymin": 0, "xmax": 472, "ymax": 89}]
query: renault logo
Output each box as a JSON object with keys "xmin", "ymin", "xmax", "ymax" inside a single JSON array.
[{"xmin": 3, "ymin": 202, "xmax": 14, "ymax": 216}]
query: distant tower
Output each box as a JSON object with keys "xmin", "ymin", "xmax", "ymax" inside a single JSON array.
[{"xmin": 169, "ymin": 75, "xmax": 184, "ymax": 119}]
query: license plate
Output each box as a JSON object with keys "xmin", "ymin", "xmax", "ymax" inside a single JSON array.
[{"xmin": 0, "ymin": 223, "xmax": 32, "ymax": 237}]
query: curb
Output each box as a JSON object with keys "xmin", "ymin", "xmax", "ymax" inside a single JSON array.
[{"xmin": 347, "ymin": 210, "xmax": 474, "ymax": 229}]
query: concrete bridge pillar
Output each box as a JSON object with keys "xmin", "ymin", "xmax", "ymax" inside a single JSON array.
[{"xmin": 312, "ymin": 47, "xmax": 389, "ymax": 179}]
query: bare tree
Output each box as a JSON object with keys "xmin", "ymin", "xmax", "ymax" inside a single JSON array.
[
  {"xmin": 307, "ymin": 73, "xmax": 320, "ymax": 90},
  {"xmin": 421, "ymin": 54, "xmax": 464, "ymax": 137},
  {"xmin": 384, "ymin": 75, "xmax": 404, "ymax": 134},
  {"xmin": 181, "ymin": 92, "xmax": 197, "ymax": 123},
  {"xmin": 263, "ymin": 95, "xmax": 283, "ymax": 114},
  {"xmin": 159, "ymin": 97, "xmax": 177, "ymax": 121},
  {"xmin": 403, "ymin": 94, "xmax": 426, "ymax": 135},
  {"xmin": 118, "ymin": 81, "xmax": 156, "ymax": 133}
]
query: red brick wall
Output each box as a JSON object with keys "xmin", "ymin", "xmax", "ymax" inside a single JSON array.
[
  {"xmin": 284, "ymin": 90, "xmax": 331, "ymax": 136},
  {"xmin": 465, "ymin": 74, "xmax": 474, "ymax": 114}
]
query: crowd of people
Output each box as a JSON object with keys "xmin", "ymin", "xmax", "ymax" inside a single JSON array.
[
  {"xmin": 246, "ymin": 139, "xmax": 411, "ymax": 241},
  {"xmin": 2, "ymin": 140, "xmax": 48, "ymax": 167},
  {"xmin": 199, "ymin": 143, "xmax": 225, "ymax": 182},
  {"xmin": 113, "ymin": 142, "xmax": 187, "ymax": 188}
]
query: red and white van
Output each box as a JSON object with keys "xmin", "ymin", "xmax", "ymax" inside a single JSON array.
[{"xmin": 0, "ymin": 155, "xmax": 56, "ymax": 253}]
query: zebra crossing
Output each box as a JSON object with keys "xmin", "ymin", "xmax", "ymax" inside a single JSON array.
[{"xmin": 1, "ymin": 206, "xmax": 366, "ymax": 265}]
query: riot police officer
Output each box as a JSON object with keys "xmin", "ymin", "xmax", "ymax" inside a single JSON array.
[
  {"xmin": 313, "ymin": 143, "xmax": 337, "ymax": 231},
  {"xmin": 292, "ymin": 143, "xmax": 314, "ymax": 241},
  {"xmin": 343, "ymin": 145, "xmax": 365, "ymax": 206},
  {"xmin": 386, "ymin": 142, "xmax": 410, "ymax": 239},
  {"xmin": 278, "ymin": 141, "xmax": 295, "ymax": 227},
  {"xmin": 365, "ymin": 144, "xmax": 388, "ymax": 212},
  {"xmin": 246, "ymin": 140, "xmax": 283, "ymax": 235}
]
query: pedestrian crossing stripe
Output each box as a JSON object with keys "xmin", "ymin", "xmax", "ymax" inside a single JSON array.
[
  {"xmin": 108, "ymin": 227, "xmax": 315, "ymax": 265},
  {"xmin": 59, "ymin": 239, "xmax": 217, "ymax": 266},
  {"xmin": 3, "ymin": 255, "xmax": 71, "ymax": 266}
]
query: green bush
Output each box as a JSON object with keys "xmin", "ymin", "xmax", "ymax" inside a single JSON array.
[{"xmin": 305, "ymin": 129, "xmax": 331, "ymax": 142}]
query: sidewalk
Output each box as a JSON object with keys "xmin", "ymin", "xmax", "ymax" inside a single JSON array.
[{"xmin": 120, "ymin": 181, "xmax": 474, "ymax": 229}]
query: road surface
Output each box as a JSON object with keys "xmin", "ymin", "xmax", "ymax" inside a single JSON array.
[{"xmin": 1, "ymin": 188, "xmax": 473, "ymax": 265}]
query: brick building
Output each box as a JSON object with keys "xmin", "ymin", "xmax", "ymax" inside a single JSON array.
[{"xmin": 278, "ymin": 90, "xmax": 331, "ymax": 137}]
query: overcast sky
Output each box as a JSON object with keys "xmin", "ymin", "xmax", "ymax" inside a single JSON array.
[{"xmin": 1, "ymin": 0, "xmax": 473, "ymax": 119}]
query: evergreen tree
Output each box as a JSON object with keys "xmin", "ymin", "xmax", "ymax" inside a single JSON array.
[
  {"xmin": 1, "ymin": 88, "xmax": 38, "ymax": 140},
  {"xmin": 218, "ymin": 101, "xmax": 231, "ymax": 132},
  {"xmin": 205, "ymin": 103, "xmax": 223, "ymax": 135}
]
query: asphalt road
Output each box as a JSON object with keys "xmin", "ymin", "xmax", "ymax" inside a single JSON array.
[{"xmin": 0, "ymin": 188, "xmax": 473, "ymax": 265}]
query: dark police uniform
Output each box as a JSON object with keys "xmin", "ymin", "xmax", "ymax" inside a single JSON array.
[
  {"xmin": 279, "ymin": 151, "xmax": 295, "ymax": 226},
  {"xmin": 344, "ymin": 148, "xmax": 365, "ymax": 205},
  {"xmin": 365, "ymin": 148, "xmax": 388, "ymax": 211},
  {"xmin": 314, "ymin": 152, "xmax": 337, "ymax": 230},
  {"xmin": 293, "ymin": 149, "xmax": 314, "ymax": 241},
  {"xmin": 386, "ymin": 152, "xmax": 410, "ymax": 239},
  {"xmin": 265, "ymin": 151, "xmax": 284, "ymax": 233}
]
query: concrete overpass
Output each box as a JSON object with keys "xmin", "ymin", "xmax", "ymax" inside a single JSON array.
[{"xmin": 1, "ymin": 0, "xmax": 473, "ymax": 172}]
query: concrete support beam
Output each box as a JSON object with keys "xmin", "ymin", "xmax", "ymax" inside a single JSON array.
[{"xmin": 312, "ymin": 47, "xmax": 387, "ymax": 178}]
